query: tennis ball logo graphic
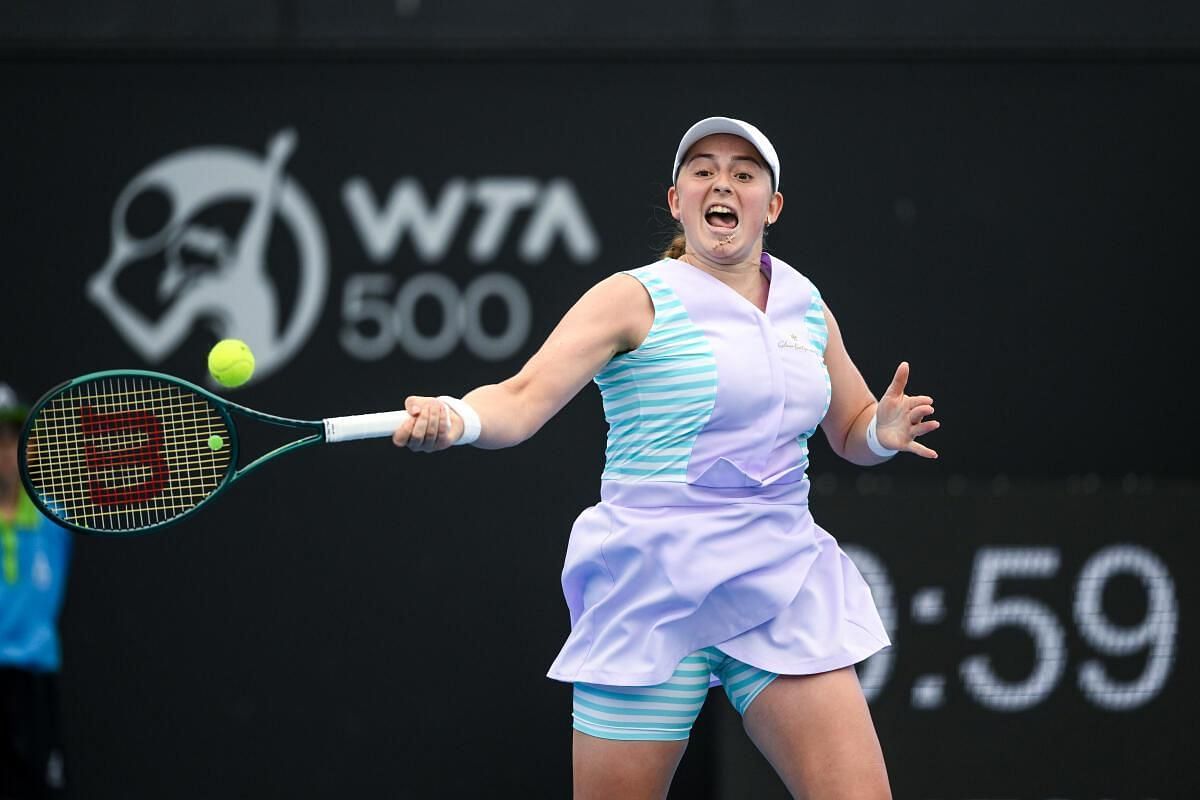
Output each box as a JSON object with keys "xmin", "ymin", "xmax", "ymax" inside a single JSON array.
[{"xmin": 208, "ymin": 339, "xmax": 256, "ymax": 388}]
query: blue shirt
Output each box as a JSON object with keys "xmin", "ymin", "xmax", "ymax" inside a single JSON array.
[{"xmin": 0, "ymin": 488, "xmax": 71, "ymax": 672}]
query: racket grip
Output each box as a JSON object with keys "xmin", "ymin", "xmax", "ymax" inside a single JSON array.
[{"xmin": 323, "ymin": 411, "xmax": 411, "ymax": 443}]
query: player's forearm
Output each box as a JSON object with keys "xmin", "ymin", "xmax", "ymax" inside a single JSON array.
[
  {"xmin": 836, "ymin": 403, "xmax": 894, "ymax": 467},
  {"xmin": 444, "ymin": 276, "xmax": 634, "ymax": 450},
  {"xmin": 461, "ymin": 379, "xmax": 554, "ymax": 449}
]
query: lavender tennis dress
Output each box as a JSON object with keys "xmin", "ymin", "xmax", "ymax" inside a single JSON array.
[{"xmin": 546, "ymin": 254, "xmax": 890, "ymax": 688}]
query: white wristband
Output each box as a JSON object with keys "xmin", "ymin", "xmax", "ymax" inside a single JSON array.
[
  {"xmin": 438, "ymin": 396, "xmax": 482, "ymax": 446},
  {"xmin": 866, "ymin": 414, "xmax": 899, "ymax": 458}
]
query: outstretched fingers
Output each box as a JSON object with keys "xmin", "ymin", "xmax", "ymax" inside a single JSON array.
[
  {"xmin": 908, "ymin": 401, "xmax": 935, "ymax": 425},
  {"xmin": 907, "ymin": 439, "xmax": 939, "ymax": 459},
  {"xmin": 885, "ymin": 361, "xmax": 910, "ymax": 398},
  {"xmin": 877, "ymin": 362, "xmax": 941, "ymax": 459},
  {"xmin": 903, "ymin": 397, "xmax": 939, "ymax": 459}
]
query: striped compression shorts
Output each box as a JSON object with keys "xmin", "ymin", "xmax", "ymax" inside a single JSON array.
[{"xmin": 572, "ymin": 646, "xmax": 778, "ymax": 741}]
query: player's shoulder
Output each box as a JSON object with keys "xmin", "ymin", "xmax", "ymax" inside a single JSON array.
[
  {"xmin": 569, "ymin": 267, "xmax": 657, "ymax": 352},
  {"xmin": 592, "ymin": 259, "xmax": 669, "ymax": 298},
  {"xmin": 573, "ymin": 265, "xmax": 660, "ymax": 317},
  {"xmin": 612, "ymin": 257, "xmax": 671, "ymax": 285}
]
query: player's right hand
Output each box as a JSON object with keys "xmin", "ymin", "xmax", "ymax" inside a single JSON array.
[{"xmin": 391, "ymin": 396, "xmax": 461, "ymax": 452}]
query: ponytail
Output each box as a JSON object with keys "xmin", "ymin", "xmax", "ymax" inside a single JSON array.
[{"xmin": 660, "ymin": 227, "xmax": 687, "ymax": 260}]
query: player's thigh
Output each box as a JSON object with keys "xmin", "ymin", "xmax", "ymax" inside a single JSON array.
[
  {"xmin": 741, "ymin": 667, "xmax": 890, "ymax": 800},
  {"xmin": 573, "ymin": 729, "xmax": 688, "ymax": 800}
]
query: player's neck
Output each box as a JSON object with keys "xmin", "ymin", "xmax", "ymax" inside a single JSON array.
[
  {"xmin": 679, "ymin": 249, "xmax": 762, "ymax": 278},
  {"xmin": 678, "ymin": 251, "xmax": 769, "ymax": 309}
]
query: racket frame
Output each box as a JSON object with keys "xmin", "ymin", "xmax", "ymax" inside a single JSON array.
[{"xmin": 18, "ymin": 369, "xmax": 326, "ymax": 536}]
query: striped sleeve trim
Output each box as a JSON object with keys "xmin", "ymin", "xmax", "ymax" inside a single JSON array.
[
  {"xmin": 804, "ymin": 284, "xmax": 829, "ymax": 355},
  {"xmin": 799, "ymin": 280, "xmax": 833, "ymax": 443}
]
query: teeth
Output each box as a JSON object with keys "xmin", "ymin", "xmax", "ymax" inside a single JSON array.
[{"xmin": 707, "ymin": 205, "xmax": 735, "ymax": 215}]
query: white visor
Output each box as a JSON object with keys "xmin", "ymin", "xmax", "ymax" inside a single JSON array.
[{"xmin": 672, "ymin": 117, "xmax": 781, "ymax": 190}]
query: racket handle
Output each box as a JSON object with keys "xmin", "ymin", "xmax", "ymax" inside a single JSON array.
[{"xmin": 323, "ymin": 411, "xmax": 411, "ymax": 443}]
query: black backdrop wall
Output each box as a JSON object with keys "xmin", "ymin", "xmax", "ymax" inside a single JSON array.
[
  {"xmin": 3, "ymin": 53, "xmax": 1197, "ymax": 798},
  {"xmin": 7, "ymin": 0, "xmax": 1200, "ymax": 51}
]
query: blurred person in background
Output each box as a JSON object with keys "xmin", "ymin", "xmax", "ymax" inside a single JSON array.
[{"xmin": 0, "ymin": 384, "xmax": 70, "ymax": 800}]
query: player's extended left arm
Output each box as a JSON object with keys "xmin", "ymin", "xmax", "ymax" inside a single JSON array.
[{"xmin": 819, "ymin": 304, "xmax": 940, "ymax": 466}]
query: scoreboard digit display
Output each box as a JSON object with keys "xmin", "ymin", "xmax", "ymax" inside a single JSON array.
[{"xmin": 712, "ymin": 477, "xmax": 1194, "ymax": 800}]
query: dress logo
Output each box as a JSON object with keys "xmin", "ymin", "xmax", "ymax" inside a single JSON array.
[{"xmin": 778, "ymin": 332, "xmax": 821, "ymax": 356}]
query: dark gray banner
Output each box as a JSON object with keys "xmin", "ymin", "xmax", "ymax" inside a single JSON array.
[
  {"xmin": 3, "ymin": 57, "xmax": 1195, "ymax": 798},
  {"xmin": 6, "ymin": 1, "xmax": 1200, "ymax": 51}
]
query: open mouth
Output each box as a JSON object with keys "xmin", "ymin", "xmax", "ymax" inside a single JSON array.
[{"xmin": 705, "ymin": 204, "xmax": 739, "ymax": 230}]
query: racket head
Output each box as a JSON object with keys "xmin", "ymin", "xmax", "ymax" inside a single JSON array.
[{"xmin": 18, "ymin": 370, "xmax": 239, "ymax": 535}]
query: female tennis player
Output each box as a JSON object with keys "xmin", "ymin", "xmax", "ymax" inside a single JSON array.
[{"xmin": 392, "ymin": 117, "xmax": 938, "ymax": 799}]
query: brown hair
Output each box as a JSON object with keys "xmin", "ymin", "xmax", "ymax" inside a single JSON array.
[{"xmin": 661, "ymin": 226, "xmax": 687, "ymax": 260}]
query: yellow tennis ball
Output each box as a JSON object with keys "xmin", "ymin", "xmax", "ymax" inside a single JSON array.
[{"xmin": 207, "ymin": 339, "xmax": 255, "ymax": 388}]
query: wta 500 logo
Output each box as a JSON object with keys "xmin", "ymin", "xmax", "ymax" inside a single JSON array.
[{"xmin": 88, "ymin": 128, "xmax": 600, "ymax": 381}]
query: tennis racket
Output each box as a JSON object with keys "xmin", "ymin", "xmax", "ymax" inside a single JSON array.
[{"xmin": 18, "ymin": 369, "xmax": 410, "ymax": 536}]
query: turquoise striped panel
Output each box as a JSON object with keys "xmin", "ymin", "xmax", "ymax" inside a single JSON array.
[
  {"xmin": 572, "ymin": 647, "xmax": 778, "ymax": 741},
  {"xmin": 804, "ymin": 285, "xmax": 830, "ymax": 356},
  {"xmin": 796, "ymin": 284, "xmax": 833, "ymax": 458},
  {"xmin": 596, "ymin": 266, "xmax": 717, "ymax": 482}
]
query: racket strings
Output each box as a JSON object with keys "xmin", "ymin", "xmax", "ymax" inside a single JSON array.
[{"xmin": 24, "ymin": 376, "xmax": 233, "ymax": 532}]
